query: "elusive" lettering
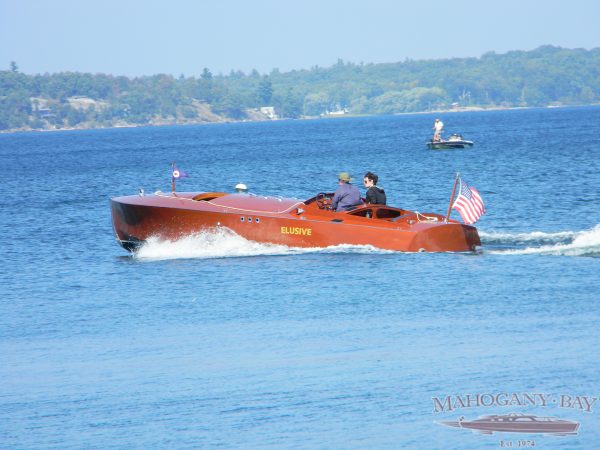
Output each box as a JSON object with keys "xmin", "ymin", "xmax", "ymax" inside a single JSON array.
[{"xmin": 281, "ymin": 226, "xmax": 312, "ymax": 236}]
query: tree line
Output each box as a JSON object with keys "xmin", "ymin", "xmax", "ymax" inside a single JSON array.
[{"xmin": 1, "ymin": 45, "xmax": 599, "ymax": 131}]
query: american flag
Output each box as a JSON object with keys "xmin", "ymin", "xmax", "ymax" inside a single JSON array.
[{"xmin": 452, "ymin": 178, "xmax": 485, "ymax": 224}]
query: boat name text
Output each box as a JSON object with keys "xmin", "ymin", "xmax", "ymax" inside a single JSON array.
[{"xmin": 281, "ymin": 226, "xmax": 312, "ymax": 236}]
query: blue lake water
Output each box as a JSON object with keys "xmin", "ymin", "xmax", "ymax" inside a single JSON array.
[{"xmin": 1, "ymin": 107, "xmax": 599, "ymax": 449}]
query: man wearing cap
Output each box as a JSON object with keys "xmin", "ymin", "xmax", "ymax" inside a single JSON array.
[{"xmin": 331, "ymin": 172, "xmax": 362, "ymax": 212}]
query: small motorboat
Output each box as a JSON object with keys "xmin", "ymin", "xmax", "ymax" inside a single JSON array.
[
  {"xmin": 440, "ymin": 413, "xmax": 579, "ymax": 436},
  {"xmin": 110, "ymin": 190, "xmax": 481, "ymax": 253},
  {"xmin": 427, "ymin": 134, "xmax": 474, "ymax": 149}
]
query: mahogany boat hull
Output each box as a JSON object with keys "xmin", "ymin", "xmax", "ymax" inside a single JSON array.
[{"xmin": 110, "ymin": 191, "xmax": 481, "ymax": 253}]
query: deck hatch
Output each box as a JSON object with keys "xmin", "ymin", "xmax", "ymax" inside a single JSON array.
[{"xmin": 192, "ymin": 192, "xmax": 227, "ymax": 202}]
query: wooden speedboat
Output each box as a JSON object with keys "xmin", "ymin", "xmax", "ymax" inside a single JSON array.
[
  {"xmin": 110, "ymin": 190, "xmax": 481, "ymax": 253},
  {"xmin": 427, "ymin": 134, "xmax": 474, "ymax": 149}
]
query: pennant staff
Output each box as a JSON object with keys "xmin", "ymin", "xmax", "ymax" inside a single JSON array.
[
  {"xmin": 171, "ymin": 161, "xmax": 176, "ymax": 193},
  {"xmin": 171, "ymin": 162, "xmax": 189, "ymax": 193},
  {"xmin": 445, "ymin": 172, "xmax": 460, "ymax": 222}
]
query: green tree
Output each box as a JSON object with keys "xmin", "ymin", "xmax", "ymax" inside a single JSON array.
[
  {"xmin": 201, "ymin": 68, "xmax": 213, "ymax": 80},
  {"xmin": 67, "ymin": 107, "xmax": 86, "ymax": 126},
  {"xmin": 256, "ymin": 77, "xmax": 273, "ymax": 104},
  {"xmin": 275, "ymin": 88, "xmax": 303, "ymax": 118},
  {"xmin": 303, "ymin": 92, "xmax": 330, "ymax": 116},
  {"xmin": 213, "ymin": 90, "xmax": 245, "ymax": 119}
]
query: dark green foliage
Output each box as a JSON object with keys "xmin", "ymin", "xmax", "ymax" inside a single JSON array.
[
  {"xmin": 274, "ymin": 88, "xmax": 303, "ymax": 118},
  {"xmin": 67, "ymin": 107, "xmax": 87, "ymax": 126},
  {"xmin": 0, "ymin": 46, "xmax": 599, "ymax": 130},
  {"xmin": 212, "ymin": 89, "xmax": 245, "ymax": 119},
  {"xmin": 256, "ymin": 77, "xmax": 273, "ymax": 104},
  {"xmin": 201, "ymin": 68, "xmax": 213, "ymax": 80}
]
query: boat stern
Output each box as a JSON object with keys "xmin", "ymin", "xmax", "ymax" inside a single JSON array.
[{"xmin": 408, "ymin": 223, "xmax": 480, "ymax": 252}]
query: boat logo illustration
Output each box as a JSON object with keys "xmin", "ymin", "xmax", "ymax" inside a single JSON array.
[{"xmin": 439, "ymin": 413, "xmax": 579, "ymax": 436}]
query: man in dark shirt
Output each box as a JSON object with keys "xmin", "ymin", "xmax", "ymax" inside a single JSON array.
[
  {"xmin": 331, "ymin": 172, "xmax": 362, "ymax": 211},
  {"xmin": 363, "ymin": 172, "xmax": 386, "ymax": 205}
]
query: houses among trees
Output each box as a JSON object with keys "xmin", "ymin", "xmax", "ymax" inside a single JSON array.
[{"xmin": 1, "ymin": 46, "xmax": 599, "ymax": 131}]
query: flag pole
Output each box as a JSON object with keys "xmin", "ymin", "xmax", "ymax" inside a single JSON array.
[
  {"xmin": 171, "ymin": 161, "xmax": 175, "ymax": 193},
  {"xmin": 445, "ymin": 173, "xmax": 460, "ymax": 222}
]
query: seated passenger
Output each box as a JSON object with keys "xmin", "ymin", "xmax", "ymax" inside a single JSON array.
[
  {"xmin": 331, "ymin": 172, "xmax": 362, "ymax": 212},
  {"xmin": 363, "ymin": 172, "xmax": 387, "ymax": 205}
]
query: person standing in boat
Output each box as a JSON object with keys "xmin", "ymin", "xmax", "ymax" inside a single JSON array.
[
  {"xmin": 433, "ymin": 118, "xmax": 444, "ymax": 141},
  {"xmin": 331, "ymin": 172, "xmax": 362, "ymax": 212},
  {"xmin": 363, "ymin": 172, "xmax": 386, "ymax": 205}
]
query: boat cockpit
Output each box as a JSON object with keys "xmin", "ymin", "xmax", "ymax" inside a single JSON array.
[{"xmin": 304, "ymin": 192, "xmax": 415, "ymax": 221}]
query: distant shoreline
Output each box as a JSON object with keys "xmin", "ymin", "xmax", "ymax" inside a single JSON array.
[
  {"xmin": 1, "ymin": 103, "xmax": 596, "ymax": 135},
  {"xmin": 392, "ymin": 103, "xmax": 600, "ymax": 116}
]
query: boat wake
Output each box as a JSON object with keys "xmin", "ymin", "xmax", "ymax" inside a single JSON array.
[
  {"xmin": 133, "ymin": 228, "xmax": 391, "ymax": 261},
  {"xmin": 132, "ymin": 225, "xmax": 600, "ymax": 260},
  {"xmin": 481, "ymin": 224, "xmax": 600, "ymax": 257}
]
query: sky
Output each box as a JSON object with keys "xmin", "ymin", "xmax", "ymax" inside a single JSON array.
[{"xmin": 1, "ymin": 0, "xmax": 599, "ymax": 77}]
